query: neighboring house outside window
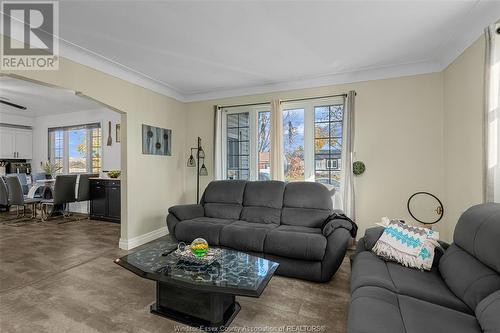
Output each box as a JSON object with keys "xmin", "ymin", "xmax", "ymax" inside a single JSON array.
[{"xmin": 48, "ymin": 123, "xmax": 102, "ymax": 174}]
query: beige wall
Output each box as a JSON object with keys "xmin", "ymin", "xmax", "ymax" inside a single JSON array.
[
  {"xmin": 1, "ymin": 57, "xmax": 188, "ymax": 247},
  {"xmin": 1, "ymin": 36, "xmax": 485, "ymax": 245},
  {"xmin": 185, "ymin": 73, "xmax": 447, "ymax": 240},
  {"xmin": 442, "ymin": 38, "xmax": 486, "ymax": 240}
]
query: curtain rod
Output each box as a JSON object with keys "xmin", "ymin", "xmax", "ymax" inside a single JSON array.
[
  {"xmin": 218, "ymin": 91, "xmax": 355, "ymax": 109},
  {"xmin": 218, "ymin": 102, "xmax": 271, "ymax": 109},
  {"xmin": 280, "ymin": 93, "xmax": 349, "ymax": 104}
]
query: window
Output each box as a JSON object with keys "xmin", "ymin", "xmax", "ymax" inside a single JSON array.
[
  {"xmin": 282, "ymin": 97, "xmax": 344, "ymax": 189},
  {"xmin": 48, "ymin": 123, "xmax": 102, "ymax": 174},
  {"xmin": 283, "ymin": 108, "xmax": 305, "ymax": 181},
  {"xmin": 220, "ymin": 97, "xmax": 344, "ymax": 188},
  {"xmin": 314, "ymin": 105, "xmax": 343, "ymax": 187},
  {"xmin": 222, "ymin": 105, "xmax": 271, "ymax": 180}
]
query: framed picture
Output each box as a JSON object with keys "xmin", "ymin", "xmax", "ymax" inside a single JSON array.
[
  {"xmin": 142, "ymin": 124, "xmax": 171, "ymax": 156},
  {"xmin": 116, "ymin": 124, "xmax": 121, "ymax": 143}
]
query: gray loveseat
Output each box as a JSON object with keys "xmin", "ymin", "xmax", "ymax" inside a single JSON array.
[
  {"xmin": 167, "ymin": 180, "xmax": 355, "ymax": 282},
  {"xmin": 348, "ymin": 203, "xmax": 500, "ymax": 333}
]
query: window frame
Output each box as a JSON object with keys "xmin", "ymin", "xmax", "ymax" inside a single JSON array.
[
  {"xmin": 282, "ymin": 97, "xmax": 345, "ymax": 186},
  {"xmin": 48, "ymin": 123, "xmax": 102, "ymax": 174},
  {"xmin": 221, "ymin": 105, "xmax": 271, "ymax": 181}
]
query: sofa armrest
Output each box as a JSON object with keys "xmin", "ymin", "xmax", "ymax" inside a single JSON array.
[
  {"xmin": 321, "ymin": 227, "xmax": 352, "ymax": 282},
  {"xmin": 322, "ymin": 213, "xmax": 358, "ymax": 238},
  {"xmin": 322, "ymin": 219, "xmax": 354, "ymax": 237},
  {"xmin": 362, "ymin": 226, "xmax": 385, "ymax": 251},
  {"xmin": 168, "ymin": 204, "xmax": 204, "ymax": 221}
]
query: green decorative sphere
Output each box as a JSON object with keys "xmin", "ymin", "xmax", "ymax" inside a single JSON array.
[
  {"xmin": 353, "ymin": 161, "xmax": 366, "ymax": 176},
  {"xmin": 190, "ymin": 238, "xmax": 208, "ymax": 257}
]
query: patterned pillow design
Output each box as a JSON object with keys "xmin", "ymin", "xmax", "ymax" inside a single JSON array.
[{"xmin": 372, "ymin": 219, "xmax": 439, "ymax": 271}]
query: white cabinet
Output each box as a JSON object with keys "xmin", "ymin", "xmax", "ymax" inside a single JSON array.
[
  {"xmin": 15, "ymin": 130, "xmax": 32, "ymax": 159},
  {"xmin": 0, "ymin": 127, "xmax": 33, "ymax": 159},
  {"xmin": 0, "ymin": 128, "xmax": 15, "ymax": 158}
]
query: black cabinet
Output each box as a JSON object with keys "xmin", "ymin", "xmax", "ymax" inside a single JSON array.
[{"xmin": 90, "ymin": 179, "xmax": 121, "ymax": 223}]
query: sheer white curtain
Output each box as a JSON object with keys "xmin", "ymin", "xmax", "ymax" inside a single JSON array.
[
  {"xmin": 484, "ymin": 23, "xmax": 500, "ymax": 203},
  {"xmin": 213, "ymin": 105, "xmax": 224, "ymax": 180},
  {"xmin": 340, "ymin": 91, "xmax": 356, "ymax": 219},
  {"xmin": 270, "ymin": 99, "xmax": 284, "ymax": 180}
]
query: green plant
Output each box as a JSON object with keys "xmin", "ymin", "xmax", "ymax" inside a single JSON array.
[
  {"xmin": 107, "ymin": 170, "xmax": 121, "ymax": 178},
  {"xmin": 42, "ymin": 161, "xmax": 62, "ymax": 175},
  {"xmin": 353, "ymin": 161, "xmax": 366, "ymax": 176}
]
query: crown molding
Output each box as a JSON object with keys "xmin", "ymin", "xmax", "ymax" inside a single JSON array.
[
  {"xmin": 59, "ymin": 40, "xmax": 188, "ymax": 102},
  {"xmin": 60, "ymin": 40, "xmax": 444, "ymax": 103},
  {"xmin": 183, "ymin": 60, "xmax": 444, "ymax": 102}
]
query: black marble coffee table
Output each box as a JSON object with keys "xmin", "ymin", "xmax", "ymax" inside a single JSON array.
[{"xmin": 115, "ymin": 236, "xmax": 278, "ymax": 331}]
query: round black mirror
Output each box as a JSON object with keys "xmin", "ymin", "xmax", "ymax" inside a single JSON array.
[{"xmin": 407, "ymin": 192, "xmax": 443, "ymax": 225}]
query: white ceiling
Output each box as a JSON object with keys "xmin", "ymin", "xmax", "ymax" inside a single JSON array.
[
  {"xmin": 0, "ymin": 76, "xmax": 101, "ymax": 117},
  {"xmin": 7, "ymin": 1, "xmax": 500, "ymax": 101}
]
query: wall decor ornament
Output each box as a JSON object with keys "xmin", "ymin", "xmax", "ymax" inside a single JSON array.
[
  {"xmin": 142, "ymin": 124, "xmax": 171, "ymax": 156},
  {"xmin": 353, "ymin": 161, "xmax": 366, "ymax": 175},
  {"xmin": 115, "ymin": 124, "xmax": 121, "ymax": 143}
]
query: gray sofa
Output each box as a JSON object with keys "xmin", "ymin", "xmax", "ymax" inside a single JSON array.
[
  {"xmin": 167, "ymin": 180, "xmax": 355, "ymax": 282},
  {"xmin": 348, "ymin": 203, "xmax": 500, "ymax": 333}
]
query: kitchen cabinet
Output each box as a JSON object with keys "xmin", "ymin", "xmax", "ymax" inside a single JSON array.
[
  {"xmin": 89, "ymin": 178, "xmax": 121, "ymax": 223},
  {"xmin": 0, "ymin": 127, "xmax": 32, "ymax": 159}
]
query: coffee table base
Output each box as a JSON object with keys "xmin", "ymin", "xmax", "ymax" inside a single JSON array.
[{"xmin": 150, "ymin": 282, "xmax": 241, "ymax": 332}]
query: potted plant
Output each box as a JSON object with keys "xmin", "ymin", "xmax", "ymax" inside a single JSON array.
[{"xmin": 42, "ymin": 161, "xmax": 62, "ymax": 179}]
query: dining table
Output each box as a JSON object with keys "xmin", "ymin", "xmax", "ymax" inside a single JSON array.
[{"xmin": 27, "ymin": 179, "xmax": 55, "ymax": 199}]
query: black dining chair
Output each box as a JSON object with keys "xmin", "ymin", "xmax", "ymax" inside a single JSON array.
[
  {"xmin": 76, "ymin": 174, "xmax": 98, "ymax": 202},
  {"xmin": 40, "ymin": 175, "xmax": 77, "ymax": 221},
  {"xmin": 7, "ymin": 173, "xmax": 29, "ymax": 195},
  {"xmin": 0, "ymin": 176, "xmax": 10, "ymax": 213},
  {"xmin": 5, "ymin": 176, "xmax": 40, "ymax": 219},
  {"xmin": 75, "ymin": 173, "xmax": 98, "ymax": 220}
]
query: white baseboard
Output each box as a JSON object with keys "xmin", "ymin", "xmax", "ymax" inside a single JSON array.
[{"xmin": 119, "ymin": 226, "xmax": 168, "ymax": 250}]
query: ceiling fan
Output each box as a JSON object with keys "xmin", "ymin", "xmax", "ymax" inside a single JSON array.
[{"xmin": 0, "ymin": 97, "xmax": 27, "ymax": 110}]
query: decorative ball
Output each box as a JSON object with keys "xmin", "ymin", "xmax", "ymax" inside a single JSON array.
[
  {"xmin": 190, "ymin": 238, "xmax": 208, "ymax": 257},
  {"xmin": 353, "ymin": 161, "xmax": 366, "ymax": 176}
]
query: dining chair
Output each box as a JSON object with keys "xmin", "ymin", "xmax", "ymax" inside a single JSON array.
[
  {"xmin": 7, "ymin": 173, "xmax": 29, "ymax": 195},
  {"xmin": 74, "ymin": 173, "xmax": 98, "ymax": 220},
  {"xmin": 40, "ymin": 175, "xmax": 77, "ymax": 221},
  {"xmin": 31, "ymin": 172, "xmax": 47, "ymax": 182},
  {"xmin": 76, "ymin": 173, "xmax": 98, "ymax": 202},
  {"xmin": 0, "ymin": 176, "xmax": 9, "ymax": 213},
  {"xmin": 30, "ymin": 172, "xmax": 49, "ymax": 198},
  {"xmin": 5, "ymin": 176, "xmax": 40, "ymax": 218}
]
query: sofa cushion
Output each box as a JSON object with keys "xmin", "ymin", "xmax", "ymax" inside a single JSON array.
[
  {"xmin": 241, "ymin": 181, "xmax": 285, "ymax": 224},
  {"xmin": 264, "ymin": 225, "xmax": 327, "ymax": 261},
  {"xmin": 453, "ymin": 203, "xmax": 500, "ymax": 273},
  {"xmin": 475, "ymin": 290, "xmax": 500, "ymax": 333},
  {"xmin": 351, "ymin": 251, "xmax": 471, "ymax": 314},
  {"xmin": 439, "ymin": 243, "xmax": 500, "ymax": 311},
  {"xmin": 281, "ymin": 182, "xmax": 332, "ymax": 228},
  {"xmin": 174, "ymin": 217, "xmax": 236, "ymax": 245},
  {"xmin": 219, "ymin": 220, "xmax": 278, "ymax": 252},
  {"xmin": 202, "ymin": 180, "xmax": 247, "ymax": 219},
  {"xmin": 348, "ymin": 286, "xmax": 482, "ymax": 333}
]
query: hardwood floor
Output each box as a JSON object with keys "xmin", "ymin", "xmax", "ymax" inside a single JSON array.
[{"xmin": 0, "ymin": 214, "xmax": 351, "ymax": 333}]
